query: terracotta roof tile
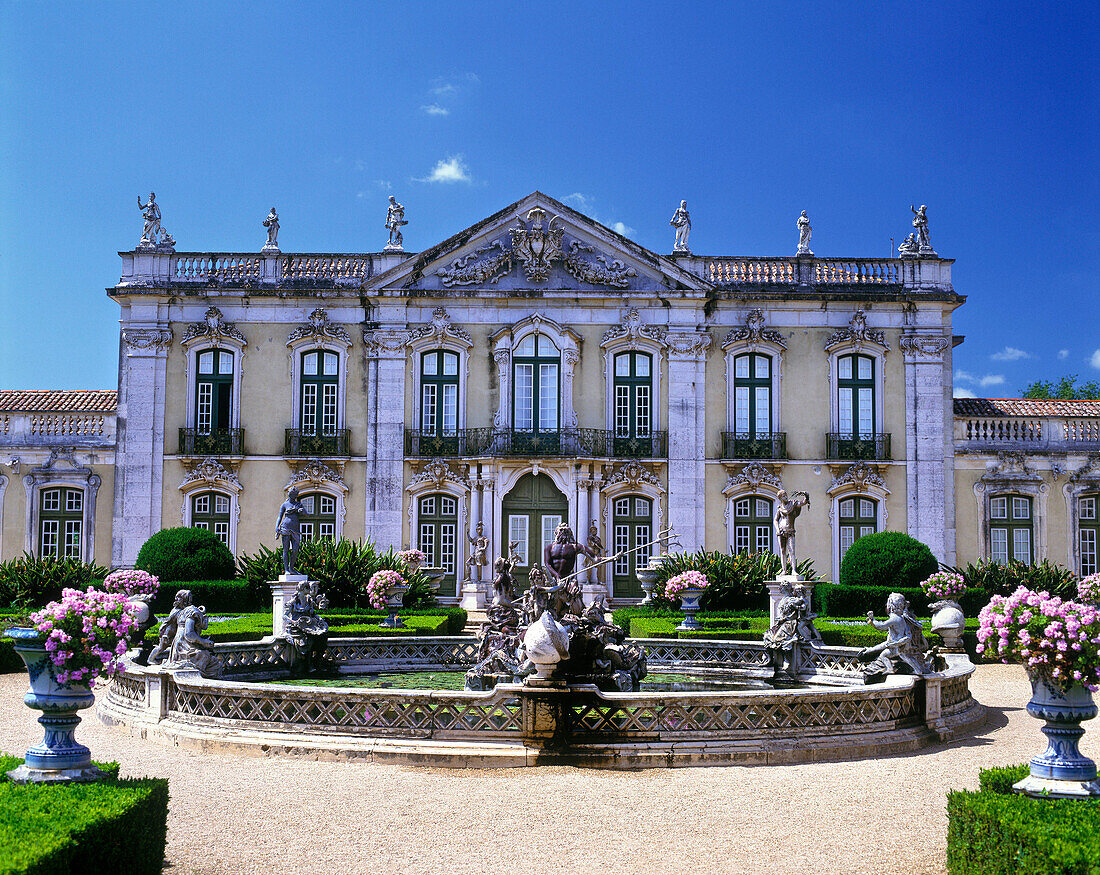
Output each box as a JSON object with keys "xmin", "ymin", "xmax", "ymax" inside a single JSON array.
[
  {"xmin": 0, "ymin": 390, "xmax": 117, "ymax": 413},
  {"xmin": 954, "ymin": 398, "xmax": 1100, "ymax": 417}
]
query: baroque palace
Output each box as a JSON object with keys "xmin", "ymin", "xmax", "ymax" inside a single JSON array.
[{"xmin": 2, "ymin": 192, "xmax": 1098, "ymax": 606}]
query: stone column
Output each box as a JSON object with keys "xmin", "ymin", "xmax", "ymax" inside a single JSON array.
[
  {"xmin": 461, "ymin": 479, "xmax": 488, "ymax": 613},
  {"xmin": 665, "ymin": 331, "xmax": 711, "ymax": 553},
  {"xmin": 112, "ymin": 324, "xmax": 173, "ymax": 566},
  {"xmin": 901, "ymin": 333, "xmax": 952, "ymax": 562},
  {"xmin": 363, "ymin": 328, "xmax": 410, "ymax": 550},
  {"xmin": 269, "ymin": 574, "xmax": 309, "ymax": 639}
]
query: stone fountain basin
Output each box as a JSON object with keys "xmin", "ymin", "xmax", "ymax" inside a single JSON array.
[{"xmin": 99, "ymin": 636, "xmax": 985, "ymax": 768}]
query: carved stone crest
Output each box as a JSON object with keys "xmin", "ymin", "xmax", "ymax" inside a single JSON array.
[
  {"xmin": 725, "ymin": 461, "xmax": 783, "ymax": 493},
  {"xmin": 180, "ymin": 457, "xmax": 240, "ymax": 490},
  {"xmin": 438, "ymin": 240, "xmax": 513, "ymax": 287},
  {"xmin": 510, "ymin": 207, "xmax": 563, "ymax": 283},
  {"xmin": 603, "ymin": 460, "xmax": 661, "ymax": 489},
  {"xmin": 362, "ymin": 328, "xmax": 412, "ymax": 358},
  {"xmin": 601, "ymin": 308, "xmax": 667, "ymax": 346},
  {"xmin": 724, "ymin": 309, "xmax": 787, "ymax": 350},
  {"xmin": 824, "ymin": 309, "xmax": 889, "ymax": 352},
  {"xmin": 287, "ymin": 308, "xmax": 353, "ymax": 348},
  {"xmin": 286, "ymin": 459, "xmax": 346, "ymax": 492},
  {"xmin": 1071, "ymin": 456, "xmax": 1100, "ymax": 483},
  {"xmin": 563, "ymin": 240, "xmax": 637, "ymax": 289},
  {"xmin": 409, "ymin": 459, "xmax": 469, "ymax": 490},
  {"xmin": 122, "ymin": 327, "xmax": 173, "ymax": 354},
  {"xmin": 829, "ymin": 460, "xmax": 887, "ymax": 492},
  {"xmin": 666, "ymin": 331, "xmax": 712, "ymax": 360},
  {"xmin": 410, "ymin": 307, "xmax": 473, "ymax": 346},
  {"xmin": 182, "ymin": 307, "xmax": 247, "ymax": 346},
  {"xmin": 985, "ymin": 452, "xmax": 1038, "ymax": 481},
  {"xmin": 899, "ymin": 333, "xmax": 951, "ymax": 360}
]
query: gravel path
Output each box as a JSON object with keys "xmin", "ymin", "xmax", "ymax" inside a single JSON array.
[{"xmin": 0, "ymin": 664, "xmax": 1077, "ymax": 875}]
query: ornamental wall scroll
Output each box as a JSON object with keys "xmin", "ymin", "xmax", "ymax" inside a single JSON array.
[
  {"xmin": 824, "ymin": 309, "xmax": 889, "ymax": 353},
  {"xmin": 122, "ymin": 327, "xmax": 173, "ymax": 354},
  {"xmin": 181, "ymin": 307, "xmax": 247, "ymax": 347},
  {"xmin": 179, "ymin": 457, "xmax": 241, "ymax": 492},
  {"xmin": 723, "ymin": 309, "xmax": 787, "ymax": 350},
  {"xmin": 602, "ymin": 460, "xmax": 662, "ymax": 489},
  {"xmin": 562, "ymin": 240, "xmax": 637, "ymax": 289},
  {"xmin": 899, "ymin": 333, "xmax": 951, "ymax": 360},
  {"xmin": 409, "ymin": 306, "xmax": 473, "ymax": 346},
  {"xmin": 601, "ymin": 308, "xmax": 667, "ymax": 347},
  {"xmin": 724, "ymin": 461, "xmax": 783, "ymax": 494},
  {"xmin": 287, "ymin": 308, "xmax": 353, "ymax": 349},
  {"xmin": 828, "ymin": 460, "xmax": 888, "ymax": 494},
  {"xmin": 408, "ymin": 458, "xmax": 470, "ymax": 490},
  {"xmin": 285, "ymin": 459, "xmax": 347, "ymax": 494}
]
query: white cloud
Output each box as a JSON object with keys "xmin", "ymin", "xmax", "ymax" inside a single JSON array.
[
  {"xmin": 953, "ymin": 387, "xmax": 977, "ymax": 398},
  {"xmin": 564, "ymin": 192, "xmax": 594, "ymax": 210},
  {"xmin": 611, "ymin": 221, "xmax": 635, "ymax": 237},
  {"xmin": 421, "ymin": 104, "xmax": 450, "ymax": 116},
  {"xmin": 1091, "ymin": 349, "xmax": 1100, "ymax": 370},
  {"xmin": 979, "ymin": 374, "xmax": 1005, "ymax": 388},
  {"xmin": 430, "ymin": 82, "xmax": 458, "ymax": 97},
  {"xmin": 991, "ymin": 346, "xmax": 1032, "ymax": 362},
  {"xmin": 954, "ymin": 369, "xmax": 977, "ymax": 384},
  {"xmin": 1058, "ymin": 349, "xmax": 1070, "ymax": 360},
  {"xmin": 563, "ymin": 193, "xmax": 634, "ymax": 237},
  {"xmin": 375, "ymin": 179, "xmax": 392, "ymax": 191},
  {"xmin": 416, "ymin": 155, "xmax": 472, "ymax": 184}
]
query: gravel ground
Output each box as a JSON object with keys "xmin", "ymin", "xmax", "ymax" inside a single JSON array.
[{"xmin": 0, "ymin": 664, "xmax": 1078, "ymax": 875}]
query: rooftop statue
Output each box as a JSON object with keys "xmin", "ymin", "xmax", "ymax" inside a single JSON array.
[
  {"xmin": 670, "ymin": 199, "xmax": 691, "ymax": 253},
  {"xmin": 137, "ymin": 192, "xmax": 174, "ymax": 249},
  {"xmin": 262, "ymin": 207, "xmax": 280, "ymax": 251},
  {"xmin": 773, "ymin": 489, "xmax": 810, "ymax": 578},
  {"xmin": 385, "ymin": 195, "xmax": 407, "ymax": 251},
  {"xmin": 797, "ymin": 210, "xmax": 813, "ymax": 255},
  {"xmin": 275, "ymin": 488, "xmax": 306, "ymax": 577},
  {"xmin": 911, "ymin": 204, "xmax": 933, "ymax": 252}
]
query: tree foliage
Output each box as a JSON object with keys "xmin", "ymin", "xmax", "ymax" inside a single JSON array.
[{"xmin": 1020, "ymin": 374, "xmax": 1100, "ymax": 399}]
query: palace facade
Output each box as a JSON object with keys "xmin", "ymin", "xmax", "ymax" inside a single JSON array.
[{"xmin": 5, "ymin": 191, "xmax": 1092, "ymax": 606}]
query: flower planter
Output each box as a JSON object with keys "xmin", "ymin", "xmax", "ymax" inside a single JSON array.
[
  {"xmin": 381, "ymin": 583, "xmax": 409, "ymax": 628},
  {"xmin": 676, "ymin": 586, "xmax": 706, "ymax": 632},
  {"xmin": 1014, "ymin": 669, "xmax": 1100, "ymax": 798},
  {"xmin": 5, "ymin": 628, "xmax": 105, "ymax": 784},
  {"xmin": 635, "ymin": 560, "xmax": 659, "ymax": 606}
]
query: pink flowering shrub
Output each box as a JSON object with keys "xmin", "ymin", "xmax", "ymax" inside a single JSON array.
[
  {"xmin": 364, "ymin": 569, "xmax": 406, "ymax": 610},
  {"xmin": 920, "ymin": 570, "xmax": 966, "ymax": 601},
  {"xmin": 396, "ymin": 549, "xmax": 426, "ymax": 569},
  {"xmin": 30, "ymin": 587, "xmax": 139, "ymax": 685},
  {"xmin": 664, "ymin": 570, "xmax": 709, "ymax": 601},
  {"xmin": 1079, "ymin": 573, "xmax": 1100, "ymax": 606},
  {"xmin": 102, "ymin": 568, "xmax": 160, "ymax": 599},
  {"xmin": 977, "ymin": 585, "xmax": 1100, "ymax": 691}
]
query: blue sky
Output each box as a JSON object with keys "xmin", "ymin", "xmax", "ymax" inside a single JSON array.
[{"xmin": 1, "ymin": 2, "xmax": 1096, "ymax": 395}]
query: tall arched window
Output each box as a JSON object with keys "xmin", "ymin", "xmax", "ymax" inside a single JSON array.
[
  {"xmin": 733, "ymin": 496, "xmax": 773, "ymax": 554},
  {"xmin": 837, "ymin": 353, "xmax": 875, "ymax": 438},
  {"xmin": 418, "ymin": 494, "xmax": 459, "ymax": 597},
  {"xmin": 839, "ymin": 496, "xmax": 877, "ymax": 560},
  {"xmin": 1081, "ymin": 493, "xmax": 1099, "ymax": 577},
  {"xmin": 990, "ymin": 493, "xmax": 1032, "ymax": 563},
  {"xmin": 421, "ymin": 350, "xmax": 460, "ymax": 448},
  {"xmin": 613, "ymin": 495, "xmax": 652, "ymax": 599},
  {"xmin": 191, "ymin": 491, "xmax": 231, "ymax": 547},
  {"xmin": 613, "ymin": 352, "xmax": 652, "ymax": 455},
  {"xmin": 39, "ymin": 487, "xmax": 83, "ymax": 559},
  {"xmin": 299, "ymin": 493, "xmax": 337, "ymax": 541},
  {"xmin": 300, "ymin": 350, "xmax": 339, "ymax": 438},
  {"xmin": 196, "ymin": 349, "xmax": 234, "ymax": 435},
  {"xmin": 513, "ymin": 334, "xmax": 560, "ymax": 451}
]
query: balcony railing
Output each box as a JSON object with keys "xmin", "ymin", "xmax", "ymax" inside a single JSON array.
[
  {"xmin": 954, "ymin": 416, "xmax": 1100, "ymax": 452},
  {"xmin": 706, "ymin": 257, "xmax": 902, "ymax": 287},
  {"xmin": 826, "ymin": 432, "xmax": 891, "ymax": 461},
  {"xmin": 405, "ymin": 428, "xmax": 668, "ymax": 459},
  {"xmin": 721, "ymin": 432, "xmax": 787, "ymax": 460},
  {"xmin": 178, "ymin": 428, "xmax": 245, "ymax": 456},
  {"xmin": 284, "ymin": 429, "xmax": 351, "ymax": 457}
]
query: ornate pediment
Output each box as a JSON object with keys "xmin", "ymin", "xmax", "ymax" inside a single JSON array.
[
  {"xmin": 602, "ymin": 460, "xmax": 662, "ymax": 489},
  {"xmin": 181, "ymin": 307, "xmax": 247, "ymax": 347},
  {"xmin": 824, "ymin": 309, "xmax": 889, "ymax": 353},
  {"xmin": 286, "ymin": 459, "xmax": 347, "ymax": 494},
  {"xmin": 723, "ymin": 461, "xmax": 783, "ymax": 495},
  {"xmin": 370, "ymin": 192, "xmax": 707, "ymax": 294},
  {"xmin": 828, "ymin": 460, "xmax": 888, "ymax": 494},
  {"xmin": 179, "ymin": 457, "xmax": 240, "ymax": 491},
  {"xmin": 983, "ymin": 452, "xmax": 1039, "ymax": 482},
  {"xmin": 409, "ymin": 307, "xmax": 472, "ymax": 347},
  {"xmin": 601, "ymin": 308, "xmax": 667, "ymax": 347},
  {"xmin": 287, "ymin": 308, "xmax": 352, "ymax": 349},
  {"xmin": 723, "ymin": 309, "xmax": 786, "ymax": 350},
  {"xmin": 408, "ymin": 458, "xmax": 469, "ymax": 490}
]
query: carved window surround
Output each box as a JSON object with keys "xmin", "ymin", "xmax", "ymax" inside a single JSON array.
[
  {"xmin": 180, "ymin": 307, "xmax": 247, "ymax": 434},
  {"xmin": 827, "ymin": 461, "xmax": 891, "ymax": 581},
  {"xmin": 600, "ymin": 308, "xmax": 667, "ymax": 435},
  {"xmin": 286, "ymin": 308, "xmax": 353, "ymax": 433},
  {"xmin": 1061, "ymin": 457, "xmax": 1100, "ymax": 575},
  {"xmin": 825, "ymin": 310, "xmax": 890, "ymax": 440},
  {"xmin": 722, "ymin": 309, "xmax": 787, "ymax": 438},
  {"xmin": 285, "ymin": 458, "xmax": 349, "ymax": 538},
  {"xmin": 721, "ymin": 461, "xmax": 784, "ymax": 547},
  {"xmin": 599, "ymin": 462, "xmax": 665, "ymax": 574},
  {"xmin": 22, "ymin": 450, "xmax": 102, "ymax": 564},
  {"xmin": 490, "ymin": 314, "xmax": 581, "ymax": 431},
  {"xmin": 972, "ymin": 453, "xmax": 1048, "ymax": 563},
  {"xmin": 405, "ymin": 460, "xmax": 471, "ymax": 570},
  {"xmin": 178, "ymin": 458, "xmax": 242, "ymax": 555},
  {"xmin": 407, "ymin": 307, "xmax": 474, "ymax": 434}
]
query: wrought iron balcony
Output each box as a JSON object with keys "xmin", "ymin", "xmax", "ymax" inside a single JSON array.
[
  {"xmin": 612, "ymin": 431, "xmax": 668, "ymax": 459},
  {"xmin": 284, "ymin": 429, "xmax": 351, "ymax": 457},
  {"xmin": 721, "ymin": 432, "xmax": 787, "ymax": 461},
  {"xmin": 405, "ymin": 427, "xmax": 669, "ymax": 459},
  {"xmin": 178, "ymin": 428, "xmax": 245, "ymax": 456},
  {"xmin": 826, "ymin": 432, "xmax": 891, "ymax": 461}
]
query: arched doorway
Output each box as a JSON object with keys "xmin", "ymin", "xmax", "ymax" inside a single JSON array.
[{"xmin": 500, "ymin": 473, "xmax": 568, "ymax": 591}]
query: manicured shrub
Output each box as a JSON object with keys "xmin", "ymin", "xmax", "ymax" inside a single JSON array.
[
  {"xmin": 839, "ymin": 531, "xmax": 938, "ymax": 590},
  {"xmin": 0, "ymin": 755, "xmax": 169, "ymax": 875},
  {"xmin": 947, "ymin": 764, "xmax": 1100, "ymax": 873},
  {"xmin": 815, "ymin": 583, "xmax": 993, "ymax": 618},
  {"xmin": 151, "ymin": 580, "xmax": 259, "ymax": 613},
  {"xmin": 137, "ymin": 527, "xmax": 236, "ymax": 583},
  {"xmin": 0, "ymin": 553, "xmax": 109, "ymax": 610},
  {"xmin": 946, "ymin": 558, "xmax": 1078, "ymax": 600},
  {"xmin": 653, "ymin": 550, "xmax": 818, "ymax": 611},
  {"xmin": 237, "ymin": 539, "xmax": 438, "ymax": 608}
]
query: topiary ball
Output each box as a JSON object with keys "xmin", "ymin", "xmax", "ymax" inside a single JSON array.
[
  {"xmin": 839, "ymin": 531, "xmax": 938, "ymax": 590},
  {"xmin": 136, "ymin": 527, "xmax": 236, "ymax": 583}
]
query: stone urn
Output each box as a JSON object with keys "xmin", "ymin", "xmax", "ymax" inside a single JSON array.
[
  {"xmin": 522, "ymin": 611, "xmax": 571, "ymax": 684},
  {"xmin": 1013, "ymin": 669, "xmax": 1100, "ymax": 798},
  {"xmin": 381, "ymin": 581, "xmax": 409, "ymax": 629},
  {"xmin": 421, "ymin": 566, "xmax": 445, "ymax": 594},
  {"xmin": 635, "ymin": 556, "xmax": 662, "ymax": 606},
  {"xmin": 929, "ymin": 599, "xmax": 966, "ymax": 653},
  {"xmin": 676, "ymin": 586, "xmax": 706, "ymax": 632},
  {"xmin": 4, "ymin": 628, "xmax": 106, "ymax": 784}
]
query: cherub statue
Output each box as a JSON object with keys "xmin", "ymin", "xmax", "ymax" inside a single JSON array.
[
  {"xmin": 860, "ymin": 592, "xmax": 938, "ymax": 677},
  {"xmin": 283, "ymin": 581, "xmax": 330, "ymax": 674},
  {"xmin": 148, "ymin": 589, "xmax": 192, "ymax": 665},
  {"xmin": 168, "ymin": 603, "xmax": 221, "ymax": 678}
]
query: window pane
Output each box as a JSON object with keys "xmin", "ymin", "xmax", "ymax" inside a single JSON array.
[
  {"xmin": 65, "ymin": 490, "xmax": 83, "ymax": 513},
  {"xmin": 635, "ymin": 355, "xmax": 650, "ymax": 377},
  {"xmin": 539, "ymin": 364, "xmax": 558, "ymax": 430},
  {"xmin": 838, "ymin": 356, "xmax": 852, "ymax": 379},
  {"xmin": 860, "ymin": 526, "xmax": 875, "ymax": 539},
  {"xmin": 420, "ymin": 496, "xmax": 435, "ymax": 516},
  {"xmin": 615, "ymin": 386, "xmax": 630, "ymax": 436},
  {"xmin": 755, "ymin": 356, "xmax": 769, "ymax": 378},
  {"xmin": 42, "ymin": 490, "xmax": 60, "ymax": 512},
  {"xmin": 838, "ymin": 388, "xmax": 853, "ymax": 436},
  {"xmin": 636, "ymin": 386, "xmax": 650, "ymax": 436},
  {"xmin": 735, "ymin": 386, "xmax": 749, "ymax": 433},
  {"xmin": 421, "ymin": 384, "xmax": 437, "ymax": 433},
  {"xmin": 300, "ymin": 522, "xmax": 314, "ymax": 542},
  {"xmin": 1013, "ymin": 528, "xmax": 1032, "ymax": 563},
  {"xmin": 197, "ymin": 383, "xmax": 213, "ymax": 432},
  {"xmin": 301, "ymin": 496, "xmax": 315, "ymax": 514},
  {"xmin": 1080, "ymin": 529, "xmax": 1097, "ymax": 577},
  {"xmin": 320, "ymin": 496, "xmax": 335, "ymax": 514},
  {"xmin": 442, "ymin": 384, "xmax": 457, "ymax": 433},
  {"xmin": 303, "ymin": 353, "xmax": 318, "ymax": 376},
  {"xmin": 440, "ymin": 352, "xmax": 458, "ymax": 376},
  {"xmin": 991, "ymin": 528, "xmax": 1009, "ymax": 563},
  {"xmin": 755, "ymin": 387, "xmax": 770, "ymax": 434},
  {"xmin": 422, "ymin": 353, "xmax": 438, "ymax": 376},
  {"xmin": 537, "ymin": 335, "xmax": 558, "ymax": 355},
  {"xmin": 322, "ymin": 384, "xmax": 338, "ymax": 434},
  {"xmin": 515, "ymin": 336, "xmax": 535, "ymax": 356},
  {"xmin": 734, "ymin": 525, "xmax": 749, "ymax": 553},
  {"xmin": 440, "ymin": 524, "xmax": 456, "ymax": 574},
  {"xmin": 991, "ymin": 497, "xmax": 1007, "ymax": 519},
  {"xmin": 735, "ymin": 355, "xmax": 749, "ymax": 379},
  {"xmin": 198, "ymin": 351, "xmax": 214, "ymax": 374},
  {"xmin": 615, "ymin": 497, "xmax": 631, "ymax": 517},
  {"xmin": 755, "ymin": 526, "xmax": 772, "ymax": 554},
  {"xmin": 614, "ymin": 525, "xmax": 630, "ymax": 574},
  {"xmin": 857, "ymin": 356, "xmax": 872, "ymax": 380},
  {"xmin": 1013, "ymin": 497, "xmax": 1030, "ymax": 520},
  {"xmin": 419, "ymin": 524, "xmax": 435, "ymax": 566},
  {"xmin": 64, "ymin": 520, "xmax": 81, "ymax": 558},
  {"xmin": 756, "ymin": 499, "xmax": 770, "ymax": 518},
  {"xmin": 635, "ymin": 498, "xmax": 650, "ymax": 517},
  {"xmin": 41, "ymin": 520, "xmax": 59, "ymax": 557},
  {"xmin": 213, "ymin": 522, "xmax": 229, "ymax": 546},
  {"xmin": 735, "ymin": 498, "xmax": 749, "ymax": 517},
  {"xmin": 319, "ymin": 523, "xmax": 335, "ymax": 539},
  {"xmin": 857, "ymin": 388, "xmax": 873, "ymax": 436},
  {"xmin": 509, "ymin": 516, "xmax": 529, "ymax": 565},
  {"xmin": 636, "ymin": 525, "xmax": 651, "ymax": 567},
  {"xmin": 542, "ymin": 515, "xmax": 561, "ymax": 563},
  {"xmin": 514, "ymin": 364, "xmax": 533, "ymax": 430},
  {"xmin": 194, "ymin": 495, "xmax": 209, "ymax": 514},
  {"xmin": 215, "ymin": 495, "xmax": 229, "ymax": 514},
  {"xmin": 840, "ymin": 499, "xmax": 853, "ymax": 516},
  {"xmin": 860, "ymin": 499, "xmax": 875, "ymax": 518},
  {"xmin": 840, "ymin": 526, "xmax": 854, "ymax": 557},
  {"xmin": 301, "ymin": 384, "xmax": 317, "ymax": 433},
  {"xmin": 323, "ymin": 353, "xmax": 338, "ymax": 376},
  {"xmin": 440, "ymin": 496, "xmax": 456, "ymax": 515},
  {"xmin": 219, "ymin": 352, "xmax": 234, "ymax": 374},
  {"xmin": 615, "ymin": 354, "xmax": 630, "ymax": 377},
  {"xmin": 1082, "ymin": 497, "xmax": 1096, "ymax": 520}
]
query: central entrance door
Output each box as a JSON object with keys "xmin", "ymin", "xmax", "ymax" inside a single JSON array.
[{"xmin": 500, "ymin": 473, "xmax": 568, "ymax": 591}]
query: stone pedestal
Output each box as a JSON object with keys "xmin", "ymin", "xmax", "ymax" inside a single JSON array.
[
  {"xmin": 460, "ymin": 580, "xmax": 488, "ymax": 613},
  {"xmin": 270, "ymin": 575, "xmax": 310, "ymax": 639},
  {"xmin": 580, "ymin": 582, "xmax": 608, "ymax": 609},
  {"xmin": 766, "ymin": 577, "xmax": 815, "ymax": 627}
]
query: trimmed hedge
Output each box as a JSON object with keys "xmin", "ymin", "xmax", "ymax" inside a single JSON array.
[
  {"xmin": 815, "ymin": 583, "xmax": 993, "ymax": 618},
  {"xmin": 0, "ymin": 755, "xmax": 168, "ymax": 875},
  {"xmin": 137, "ymin": 527, "xmax": 236, "ymax": 582},
  {"xmin": 947, "ymin": 764, "xmax": 1100, "ymax": 873},
  {"xmin": 839, "ymin": 531, "xmax": 938, "ymax": 590},
  {"xmin": 150, "ymin": 580, "xmax": 259, "ymax": 613}
]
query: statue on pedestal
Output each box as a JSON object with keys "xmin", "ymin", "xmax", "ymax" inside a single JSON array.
[
  {"xmin": 466, "ymin": 522, "xmax": 489, "ymax": 581},
  {"xmin": 148, "ymin": 589, "xmax": 192, "ymax": 665},
  {"xmin": 773, "ymin": 489, "xmax": 810, "ymax": 578},
  {"xmin": 275, "ymin": 488, "xmax": 306, "ymax": 576},
  {"xmin": 911, "ymin": 204, "xmax": 933, "ymax": 252},
  {"xmin": 797, "ymin": 210, "xmax": 813, "ymax": 255},
  {"xmin": 544, "ymin": 522, "xmax": 598, "ymax": 618},
  {"xmin": 283, "ymin": 581, "xmax": 330, "ymax": 674},
  {"xmin": 262, "ymin": 207, "xmax": 280, "ymax": 251},
  {"xmin": 764, "ymin": 589, "xmax": 822, "ymax": 678},
  {"xmin": 137, "ymin": 192, "xmax": 174, "ymax": 249},
  {"xmin": 586, "ymin": 522, "xmax": 604, "ymax": 582},
  {"xmin": 385, "ymin": 196, "xmax": 408, "ymax": 251},
  {"xmin": 670, "ymin": 200, "xmax": 691, "ymax": 253}
]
